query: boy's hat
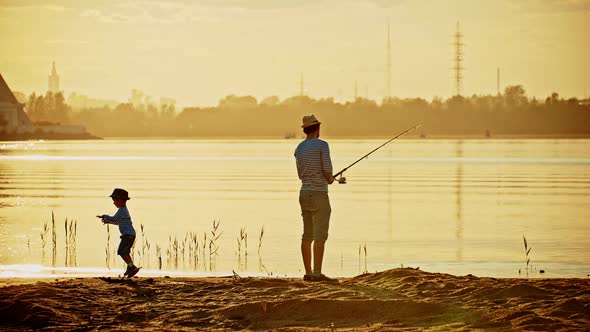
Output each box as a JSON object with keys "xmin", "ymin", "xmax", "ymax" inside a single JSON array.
[
  {"xmin": 301, "ymin": 114, "xmax": 321, "ymax": 128},
  {"xmin": 109, "ymin": 188, "xmax": 130, "ymax": 200}
]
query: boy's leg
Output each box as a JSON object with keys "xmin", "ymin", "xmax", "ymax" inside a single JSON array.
[
  {"xmin": 121, "ymin": 255, "xmax": 133, "ymax": 264},
  {"xmin": 117, "ymin": 235, "xmax": 137, "ymax": 275}
]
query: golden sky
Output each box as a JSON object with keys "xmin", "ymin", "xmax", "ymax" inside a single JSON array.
[{"xmin": 1, "ymin": 0, "xmax": 589, "ymax": 107}]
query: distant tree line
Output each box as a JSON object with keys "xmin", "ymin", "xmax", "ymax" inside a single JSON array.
[{"xmin": 22, "ymin": 85, "xmax": 590, "ymax": 138}]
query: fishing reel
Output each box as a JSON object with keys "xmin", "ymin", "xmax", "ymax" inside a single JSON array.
[{"xmin": 336, "ymin": 174, "xmax": 347, "ymax": 184}]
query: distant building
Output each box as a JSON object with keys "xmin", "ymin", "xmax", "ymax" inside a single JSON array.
[
  {"xmin": 1, "ymin": 72, "xmax": 92, "ymax": 138},
  {"xmin": 48, "ymin": 61, "xmax": 60, "ymax": 93},
  {"xmin": 0, "ymin": 73, "xmax": 33, "ymax": 133}
]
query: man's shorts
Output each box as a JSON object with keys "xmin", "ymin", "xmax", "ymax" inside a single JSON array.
[
  {"xmin": 117, "ymin": 234, "xmax": 136, "ymax": 256},
  {"xmin": 299, "ymin": 190, "xmax": 331, "ymax": 241}
]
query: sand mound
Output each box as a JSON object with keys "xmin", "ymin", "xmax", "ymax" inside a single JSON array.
[
  {"xmin": 0, "ymin": 268, "xmax": 588, "ymax": 331},
  {"xmin": 487, "ymin": 283, "xmax": 551, "ymax": 299},
  {"xmin": 219, "ymin": 298, "xmax": 459, "ymax": 329},
  {"xmin": 0, "ymin": 299, "xmax": 67, "ymax": 329}
]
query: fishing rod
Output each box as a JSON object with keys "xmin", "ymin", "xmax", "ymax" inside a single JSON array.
[{"xmin": 333, "ymin": 124, "xmax": 422, "ymax": 184}]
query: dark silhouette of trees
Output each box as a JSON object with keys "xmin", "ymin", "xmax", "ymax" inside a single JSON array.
[
  {"xmin": 25, "ymin": 92, "xmax": 71, "ymax": 124},
  {"xmin": 218, "ymin": 94, "xmax": 258, "ymax": 110},
  {"xmin": 20, "ymin": 86, "xmax": 590, "ymax": 138}
]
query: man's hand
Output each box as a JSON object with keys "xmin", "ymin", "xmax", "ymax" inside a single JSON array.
[{"xmin": 324, "ymin": 173, "xmax": 335, "ymax": 184}]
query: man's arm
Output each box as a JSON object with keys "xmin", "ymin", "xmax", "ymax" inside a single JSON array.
[{"xmin": 321, "ymin": 142, "xmax": 334, "ymax": 184}]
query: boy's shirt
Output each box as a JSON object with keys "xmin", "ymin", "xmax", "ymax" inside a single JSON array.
[{"xmin": 103, "ymin": 206, "xmax": 136, "ymax": 236}]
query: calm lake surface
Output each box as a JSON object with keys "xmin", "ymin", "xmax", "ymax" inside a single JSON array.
[{"xmin": 1, "ymin": 139, "xmax": 589, "ymax": 278}]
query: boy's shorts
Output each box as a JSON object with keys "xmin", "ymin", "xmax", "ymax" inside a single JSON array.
[
  {"xmin": 117, "ymin": 234, "xmax": 136, "ymax": 256},
  {"xmin": 299, "ymin": 190, "xmax": 331, "ymax": 241}
]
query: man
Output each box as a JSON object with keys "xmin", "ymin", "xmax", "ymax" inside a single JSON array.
[{"xmin": 294, "ymin": 114, "xmax": 336, "ymax": 282}]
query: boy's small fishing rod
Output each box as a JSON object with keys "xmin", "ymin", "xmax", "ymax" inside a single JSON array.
[{"xmin": 333, "ymin": 124, "xmax": 422, "ymax": 184}]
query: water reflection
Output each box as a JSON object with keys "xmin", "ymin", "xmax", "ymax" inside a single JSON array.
[
  {"xmin": 455, "ymin": 140, "xmax": 464, "ymax": 262},
  {"xmin": 387, "ymin": 146, "xmax": 394, "ymax": 258},
  {"xmin": 0, "ymin": 139, "xmax": 589, "ymax": 278}
]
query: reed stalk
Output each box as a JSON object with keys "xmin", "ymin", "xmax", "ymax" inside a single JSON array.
[
  {"xmin": 63, "ymin": 219, "xmax": 77, "ymax": 267},
  {"xmin": 208, "ymin": 220, "xmax": 222, "ymax": 271},
  {"xmin": 244, "ymin": 228, "xmax": 248, "ymax": 270},
  {"xmin": 40, "ymin": 220, "xmax": 48, "ymax": 263},
  {"xmin": 358, "ymin": 244, "xmax": 361, "ymax": 274},
  {"xmin": 72, "ymin": 219, "xmax": 77, "ymax": 266},
  {"xmin": 105, "ymin": 224, "xmax": 111, "ymax": 269},
  {"xmin": 201, "ymin": 232, "xmax": 207, "ymax": 270},
  {"xmin": 64, "ymin": 218, "xmax": 68, "ymax": 266},
  {"xmin": 363, "ymin": 243, "xmax": 368, "ymax": 274},
  {"xmin": 192, "ymin": 233, "xmax": 199, "ymax": 270},
  {"xmin": 258, "ymin": 225, "xmax": 265, "ymax": 272},
  {"xmin": 182, "ymin": 235, "xmax": 188, "ymax": 269},
  {"xmin": 156, "ymin": 244, "xmax": 162, "ymax": 270},
  {"xmin": 258, "ymin": 225, "xmax": 264, "ymax": 255},
  {"xmin": 51, "ymin": 212, "xmax": 56, "ymax": 267},
  {"xmin": 145, "ymin": 240, "xmax": 151, "ymax": 268},
  {"xmin": 140, "ymin": 224, "xmax": 146, "ymax": 263},
  {"xmin": 237, "ymin": 226, "xmax": 248, "ymax": 270},
  {"xmin": 173, "ymin": 236, "xmax": 179, "ymax": 269},
  {"xmin": 522, "ymin": 235, "xmax": 532, "ymax": 277},
  {"xmin": 236, "ymin": 237, "xmax": 242, "ymax": 268}
]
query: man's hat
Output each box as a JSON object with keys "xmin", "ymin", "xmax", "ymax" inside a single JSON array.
[
  {"xmin": 109, "ymin": 188, "xmax": 130, "ymax": 200},
  {"xmin": 301, "ymin": 114, "xmax": 321, "ymax": 128}
]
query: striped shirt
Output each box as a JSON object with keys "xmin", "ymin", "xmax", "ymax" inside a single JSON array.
[
  {"xmin": 294, "ymin": 138, "xmax": 333, "ymax": 192},
  {"xmin": 103, "ymin": 206, "xmax": 136, "ymax": 236}
]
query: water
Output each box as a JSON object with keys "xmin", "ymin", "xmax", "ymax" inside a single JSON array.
[{"xmin": 1, "ymin": 139, "xmax": 589, "ymax": 278}]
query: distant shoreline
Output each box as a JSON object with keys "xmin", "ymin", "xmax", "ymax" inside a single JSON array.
[
  {"xmin": 1, "ymin": 133, "xmax": 589, "ymax": 141},
  {"xmin": 97, "ymin": 134, "xmax": 590, "ymax": 140},
  {"xmin": 0, "ymin": 132, "xmax": 101, "ymax": 141}
]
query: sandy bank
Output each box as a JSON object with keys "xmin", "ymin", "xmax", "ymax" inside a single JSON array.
[{"xmin": 1, "ymin": 268, "xmax": 589, "ymax": 331}]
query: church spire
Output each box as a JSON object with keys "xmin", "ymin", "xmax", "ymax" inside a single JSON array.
[{"xmin": 48, "ymin": 61, "xmax": 60, "ymax": 93}]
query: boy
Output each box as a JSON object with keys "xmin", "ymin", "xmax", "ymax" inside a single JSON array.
[{"xmin": 97, "ymin": 188, "xmax": 140, "ymax": 278}]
